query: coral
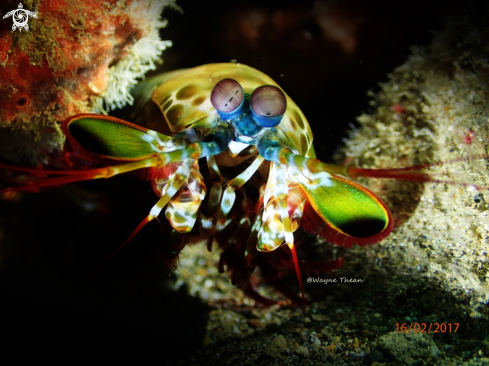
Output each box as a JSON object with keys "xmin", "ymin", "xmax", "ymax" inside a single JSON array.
[
  {"xmin": 340, "ymin": 5, "xmax": 489, "ymax": 318},
  {"xmin": 0, "ymin": 0, "xmax": 174, "ymax": 164}
]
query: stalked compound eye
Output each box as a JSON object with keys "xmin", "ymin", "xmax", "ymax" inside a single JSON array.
[
  {"xmin": 211, "ymin": 78, "xmax": 245, "ymax": 120},
  {"xmin": 250, "ymin": 85, "xmax": 286, "ymax": 127}
]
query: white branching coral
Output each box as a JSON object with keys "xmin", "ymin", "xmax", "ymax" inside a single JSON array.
[{"xmin": 93, "ymin": 0, "xmax": 178, "ymax": 113}]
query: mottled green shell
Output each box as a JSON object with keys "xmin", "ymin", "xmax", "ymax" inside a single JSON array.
[{"xmin": 151, "ymin": 63, "xmax": 315, "ymax": 157}]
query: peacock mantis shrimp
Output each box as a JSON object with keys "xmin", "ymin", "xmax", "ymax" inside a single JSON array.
[{"xmin": 0, "ymin": 63, "xmax": 479, "ymax": 310}]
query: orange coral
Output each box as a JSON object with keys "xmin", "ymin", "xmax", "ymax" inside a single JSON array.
[{"xmin": 0, "ymin": 0, "xmax": 171, "ymax": 163}]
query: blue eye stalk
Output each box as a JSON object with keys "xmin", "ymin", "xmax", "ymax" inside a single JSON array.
[{"xmin": 211, "ymin": 79, "xmax": 287, "ymax": 130}]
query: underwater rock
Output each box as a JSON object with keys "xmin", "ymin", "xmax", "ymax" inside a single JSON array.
[
  {"xmin": 0, "ymin": 0, "xmax": 174, "ymax": 164},
  {"xmin": 377, "ymin": 331, "xmax": 440, "ymax": 363},
  {"xmin": 265, "ymin": 334, "xmax": 288, "ymax": 357},
  {"xmin": 341, "ymin": 4, "xmax": 489, "ymax": 320}
]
